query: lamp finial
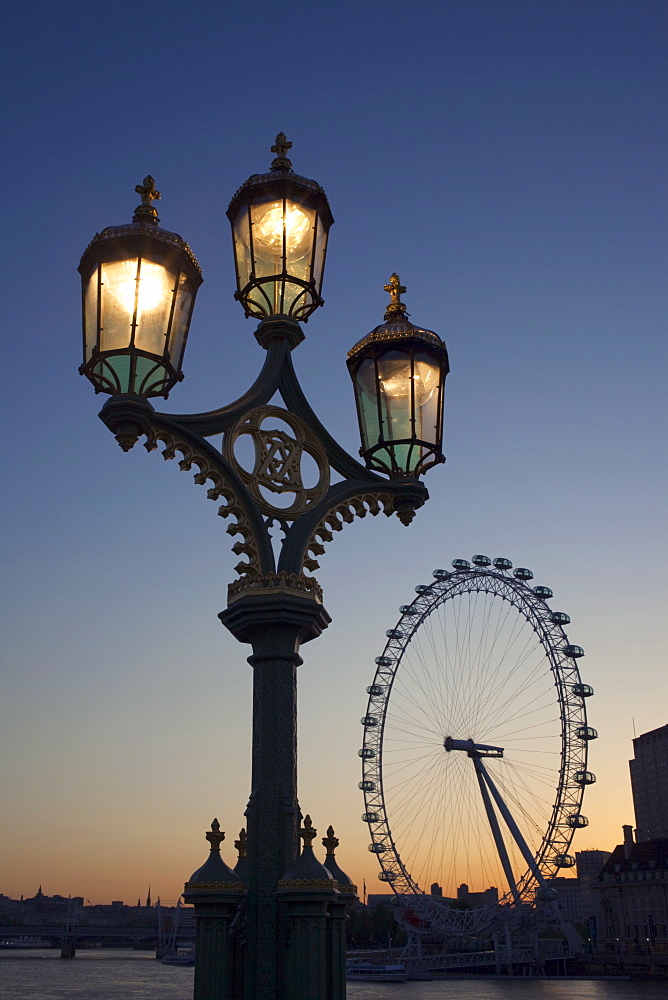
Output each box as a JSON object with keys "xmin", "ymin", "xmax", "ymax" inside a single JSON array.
[
  {"xmin": 234, "ymin": 828, "xmax": 247, "ymax": 860},
  {"xmin": 205, "ymin": 817, "xmax": 225, "ymax": 851},
  {"xmin": 133, "ymin": 175, "xmax": 161, "ymax": 225},
  {"xmin": 384, "ymin": 273, "xmax": 408, "ymax": 321},
  {"xmin": 322, "ymin": 825, "xmax": 339, "ymax": 856},
  {"xmin": 300, "ymin": 814, "xmax": 317, "ymax": 849},
  {"xmin": 271, "ymin": 132, "xmax": 293, "ymax": 171}
]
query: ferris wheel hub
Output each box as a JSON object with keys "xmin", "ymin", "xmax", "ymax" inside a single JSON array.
[{"xmin": 444, "ymin": 736, "xmax": 504, "ymax": 758}]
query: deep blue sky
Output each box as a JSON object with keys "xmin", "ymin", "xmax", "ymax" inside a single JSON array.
[{"xmin": 1, "ymin": 0, "xmax": 666, "ymax": 901}]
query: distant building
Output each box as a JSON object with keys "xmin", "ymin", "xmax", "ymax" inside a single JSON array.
[
  {"xmin": 576, "ymin": 849, "xmax": 611, "ymax": 921},
  {"xmin": 629, "ymin": 723, "xmax": 668, "ymax": 841},
  {"xmin": 365, "ymin": 894, "xmax": 396, "ymax": 910},
  {"xmin": 551, "ymin": 877, "xmax": 584, "ymax": 925},
  {"xmin": 592, "ymin": 825, "xmax": 668, "ymax": 954},
  {"xmin": 456, "ymin": 883, "xmax": 498, "ymax": 908}
]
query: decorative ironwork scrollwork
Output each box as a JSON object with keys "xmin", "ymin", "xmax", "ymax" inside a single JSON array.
[
  {"xmin": 143, "ymin": 427, "xmax": 263, "ymax": 581},
  {"xmin": 228, "ymin": 571, "xmax": 323, "ymax": 605},
  {"xmin": 224, "ymin": 406, "xmax": 330, "ymax": 519},
  {"xmin": 302, "ymin": 493, "xmax": 394, "ymax": 574}
]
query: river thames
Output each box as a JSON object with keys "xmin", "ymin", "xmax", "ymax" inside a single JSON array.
[{"xmin": 0, "ymin": 951, "xmax": 666, "ymax": 1000}]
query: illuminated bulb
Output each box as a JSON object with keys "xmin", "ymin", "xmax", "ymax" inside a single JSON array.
[
  {"xmin": 379, "ymin": 359, "xmax": 439, "ymax": 407},
  {"xmin": 255, "ymin": 202, "xmax": 311, "ymax": 255},
  {"xmin": 104, "ymin": 260, "xmax": 170, "ymax": 315}
]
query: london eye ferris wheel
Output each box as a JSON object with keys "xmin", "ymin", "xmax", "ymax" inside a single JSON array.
[{"xmin": 358, "ymin": 556, "xmax": 596, "ymax": 920}]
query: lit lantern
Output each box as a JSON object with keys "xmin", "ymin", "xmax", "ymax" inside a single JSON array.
[
  {"xmin": 347, "ymin": 275, "xmax": 449, "ymax": 477},
  {"xmin": 227, "ymin": 134, "xmax": 333, "ymax": 321},
  {"xmin": 78, "ymin": 176, "xmax": 202, "ymax": 397}
]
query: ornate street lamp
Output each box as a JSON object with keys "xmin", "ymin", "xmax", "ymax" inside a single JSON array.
[
  {"xmin": 227, "ymin": 133, "xmax": 333, "ymax": 321},
  {"xmin": 78, "ymin": 177, "xmax": 202, "ymax": 397},
  {"xmin": 347, "ymin": 273, "xmax": 449, "ymax": 477},
  {"xmin": 80, "ymin": 137, "xmax": 449, "ymax": 1000}
]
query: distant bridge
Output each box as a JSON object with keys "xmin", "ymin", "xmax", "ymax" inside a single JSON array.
[{"xmin": 0, "ymin": 923, "xmax": 195, "ymax": 946}]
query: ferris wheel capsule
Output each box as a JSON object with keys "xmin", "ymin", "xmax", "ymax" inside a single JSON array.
[
  {"xmin": 472, "ymin": 555, "xmax": 491, "ymax": 566},
  {"xmin": 574, "ymin": 770, "xmax": 596, "ymax": 785},
  {"xmin": 514, "ymin": 567, "xmax": 534, "ymax": 580},
  {"xmin": 493, "ymin": 557, "xmax": 513, "ymax": 570},
  {"xmin": 573, "ymin": 683, "xmax": 594, "ymax": 698},
  {"xmin": 452, "ymin": 559, "xmax": 471, "ymax": 570},
  {"xmin": 556, "ymin": 854, "xmax": 576, "ymax": 868},
  {"xmin": 533, "ymin": 586, "xmax": 553, "ymax": 599},
  {"xmin": 564, "ymin": 644, "xmax": 585, "ymax": 658}
]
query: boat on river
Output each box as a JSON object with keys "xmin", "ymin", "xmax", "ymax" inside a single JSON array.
[
  {"xmin": 161, "ymin": 947, "xmax": 195, "ymax": 966},
  {"xmin": 0, "ymin": 936, "xmax": 51, "ymax": 949},
  {"xmin": 346, "ymin": 961, "xmax": 407, "ymax": 981}
]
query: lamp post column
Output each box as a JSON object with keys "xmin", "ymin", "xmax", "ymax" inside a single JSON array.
[
  {"xmin": 79, "ymin": 145, "xmax": 450, "ymax": 1000},
  {"xmin": 219, "ymin": 591, "xmax": 331, "ymax": 1000}
]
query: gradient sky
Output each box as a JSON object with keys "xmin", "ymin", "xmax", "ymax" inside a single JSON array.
[{"xmin": 1, "ymin": 0, "xmax": 666, "ymax": 905}]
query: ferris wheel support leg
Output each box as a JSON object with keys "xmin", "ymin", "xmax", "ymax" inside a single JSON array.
[
  {"xmin": 475, "ymin": 758, "xmax": 546, "ymax": 887},
  {"xmin": 476, "ymin": 760, "xmax": 583, "ymax": 954},
  {"xmin": 472, "ymin": 756, "xmax": 520, "ymax": 904}
]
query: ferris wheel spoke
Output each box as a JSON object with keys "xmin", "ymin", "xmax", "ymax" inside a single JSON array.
[
  {"xmin": 486, "ymin": 685, "xmax": 558, "ymax": 736},
  {"xmin": 387, "ymin": 752, "xmax": 451, "ymax": 857},
  {"xmin": 392, "ymin": 659, "xmax": 451, "ymax": 736},
  {"xmin": 473, "ymin": 629, "xmax": 544, "ymax": 723},
  {"xmin": 474, "ymin": 649, "xmax": 550, "ymax": 737},
  {"xmin": 468, "ymin": 595, "xmax": 521, "ymax": 733}
]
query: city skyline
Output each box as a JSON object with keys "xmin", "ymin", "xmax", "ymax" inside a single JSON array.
[{"xmin": 1, "ymin": 0, "xmax": 666, "ymax": 904}]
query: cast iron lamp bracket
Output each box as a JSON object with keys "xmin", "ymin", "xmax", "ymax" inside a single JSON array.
[{"xmin": 99, "ymin": 315, "xmax": 428, "ymax": 609}]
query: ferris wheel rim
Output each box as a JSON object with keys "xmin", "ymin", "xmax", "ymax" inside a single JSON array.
[{"xmin": 359, "ymin": 562, "xmax": 592, "ymax": 908}]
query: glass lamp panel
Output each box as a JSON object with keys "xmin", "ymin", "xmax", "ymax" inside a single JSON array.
[
  {"xmin": 355, "ymin": 357, "xmax": 381, "ymax": 452},
  {"xmin": 312, "ymin": 218, "xmax": 328, "ymax": 293},
  {"xmin": 83, "ymin": 266, "xmax": 99, "ymax": 361},
  {"xmin": 106, "ymin": 355, "xmax": 131, "ymax": 393},
  {"xmin": 132, "ymin": 260, "xmax": 177, "ymax": 356},
  {"xmin": 376, "ymin": 350, "xmax": 414, "ymax": 443},
  {"xmin": 168, "ymin": 272, "xmax": 194, "ymax": 369},
  {"xmin": 250, "ymin": 198, "xmax": 315, "ymax": 281},
  {"xmin": 233, "ymin": 207, "xmax": 252, "ymax": 289},
  {"xmin": 412, "ymin": 352, "xmax": 441, "ymax": 446},
  {"xmin": 99, "ymin": 259, "xmax": 139, "ymax": 352}
]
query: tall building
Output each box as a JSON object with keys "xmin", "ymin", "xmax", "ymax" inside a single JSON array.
[{"xmin": 629, "ymin": 723, "xmax": 668, "ymax": 841}]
